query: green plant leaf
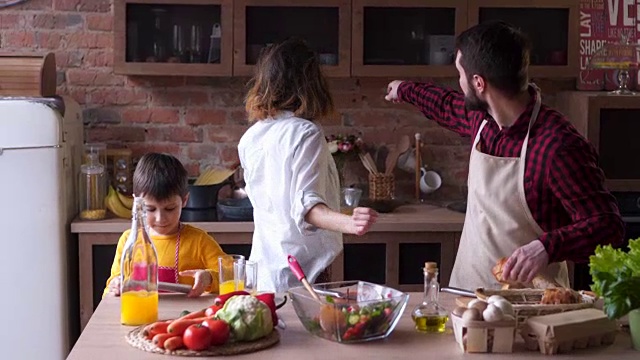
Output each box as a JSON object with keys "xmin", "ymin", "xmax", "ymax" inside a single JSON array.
[{"xmin": 589, "ymin": 238, "xmax": 640, "ymax": 319}]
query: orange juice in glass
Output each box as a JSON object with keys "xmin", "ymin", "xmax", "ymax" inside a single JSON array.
[
  {"xmin": 218, "ymin": 254, "xmax": 245, "ymax": 295},
  {"xmin": 219, "ymin": 279, "xmax": 245, "ymax": 295},
  {"xmin": 121, "ymin": 290, "xmax": 158, "ymax": 325}
]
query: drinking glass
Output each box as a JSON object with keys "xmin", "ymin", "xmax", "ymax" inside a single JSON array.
[{"xmin": 218, "ymin": 254, "xmax": 245, "ymax": 294}]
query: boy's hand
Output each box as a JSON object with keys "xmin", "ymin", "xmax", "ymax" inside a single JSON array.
[
  {"xmin": 179, "ymin": 269, "xmax": 213, "ymax": 298},
  {"xmin": 349, "ymin": 207, "xmax": 378, "ymax": 236},
  {"xmin": 107, "ymin": 277, "xmax": 121, "ymax": 297}
]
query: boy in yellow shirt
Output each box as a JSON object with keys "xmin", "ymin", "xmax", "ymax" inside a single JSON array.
[{"xmin": 104, "ymin": 153, "xmax": 227, "ymax": 298}]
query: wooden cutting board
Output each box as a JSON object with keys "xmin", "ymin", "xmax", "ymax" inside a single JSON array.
[{"xmin": 455, "ymin": 296, "xmax": 475, "ymax": 308}]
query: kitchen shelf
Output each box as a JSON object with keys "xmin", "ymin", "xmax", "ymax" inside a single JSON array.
[
  {"xmin": 352, "ymin": 0, "xmax": 467, "ymax": 77},
  {"xmin": 468, "ymin": 0, "xmax": 579, "ymax": 78},
  {"xmin": 233, "ymin": 0, "xmax": 351, "ymax": 77},
  {"xmin": 114, "ymin": 0, "xmax": 233, "ymax": 76}
]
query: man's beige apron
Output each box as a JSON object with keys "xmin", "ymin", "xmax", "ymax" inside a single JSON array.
[{"xmin": 449, "ymin": 87, "xmax": 569, "ymax": 290}]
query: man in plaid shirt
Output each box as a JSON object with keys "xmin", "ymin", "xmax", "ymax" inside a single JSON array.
[{"xmin": 386, "ymin": 21, "xmax": 624, "ymax": 290}]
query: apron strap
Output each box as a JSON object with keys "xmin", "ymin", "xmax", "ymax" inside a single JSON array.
[
  {"xmin": 520, "ymin": 84, "xmax": 542, "ymax": 160},
  {"xmin": 173, "ymin": 223, "xmax": 181, "ymax": 283}
]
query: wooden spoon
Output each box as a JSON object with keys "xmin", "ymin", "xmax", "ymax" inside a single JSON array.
[
  {"xmin": 384, "ymin": 135, "xmax": 411, "ymax": 175},
  {"xmin": 288, "ymin": 255, "xmax": 344, "ymax": 333}
]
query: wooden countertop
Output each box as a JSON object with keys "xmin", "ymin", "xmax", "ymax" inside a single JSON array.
[
  {"xmin": 70, "ymin": 204, "xmax": 465, "ymax": 234},
  {"xmin": 67, "ymin": 292, "xmax": 636, "ymax": 359}
]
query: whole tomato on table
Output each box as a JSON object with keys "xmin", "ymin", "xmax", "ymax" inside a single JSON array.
[
  {"xmin": 183, "ymin": 324, "xmax": 212, "ymax": 351},
  {"xmin": 202, "ymin": 318, "xmax": 230, "ymax": 345}
]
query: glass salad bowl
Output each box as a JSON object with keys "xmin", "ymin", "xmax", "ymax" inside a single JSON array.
[{"xmin": 288, "ymin": 280, "xmax": 409, "ymax": 343}]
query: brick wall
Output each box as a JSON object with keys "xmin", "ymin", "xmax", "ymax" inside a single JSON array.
[{"xmin": 0, "ymin": 0, "xmax": 575, "ymax": 201}]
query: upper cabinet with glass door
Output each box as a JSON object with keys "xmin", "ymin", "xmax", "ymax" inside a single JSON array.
[
  {"xmin": 233, "ymin": 0, "xmax": 351, "ymax": 77},
  {"xmin": 352, "ymin": 0, "xmax": 468, "ymax": 77},
  {"xmin": 468, "ymin": 0, "xmax": 579, "ymax": 78},
  {"xmin": 114, "ymin": 0, "xmax": 233, "ymax": 76}
]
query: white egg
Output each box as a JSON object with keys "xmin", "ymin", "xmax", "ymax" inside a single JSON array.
[
  {"xmin": 482, "ymin": 303, "xmax": 505, "ymax": 322},
  {"xmin": 487, "ymin": 295, "xmax": 507, "ymax": 304},
  {"xmin": 468, "ymin": 299, "xmax": 488, "ymax": 313},
  {"xmin": 492, "ymin": 299, "xmax": 514, "ymax": 316}
]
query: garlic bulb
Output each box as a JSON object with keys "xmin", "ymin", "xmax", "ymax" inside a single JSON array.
[{"xmin": 482, "ymin": 303, "xmax": 504, "ymax": 322}]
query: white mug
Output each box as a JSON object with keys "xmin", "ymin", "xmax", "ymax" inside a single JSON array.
[{"xmin": 420, "ymin": 168, "xmax": 442, "ymax": 194}]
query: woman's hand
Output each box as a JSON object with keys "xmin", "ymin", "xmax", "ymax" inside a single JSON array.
[
  {"xmin": 179, "ymin": 269, "xmax": 213, "ymax": 298},
  {"xmin": 349, "ymin": 207, "xmax": 378, "ymax": 235},
  {"xmin": 107, "ymin": 276, "xmax": 121, "ymax": 297}
]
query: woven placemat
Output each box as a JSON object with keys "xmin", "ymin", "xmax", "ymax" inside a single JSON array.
[{"xmin": 126, "ymin": 326, "xmax": 280, "ymax": 356}]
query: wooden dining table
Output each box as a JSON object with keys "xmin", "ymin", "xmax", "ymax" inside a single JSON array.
[{"xmin": 67, "ymin": 292, "xmax": 637, "ymax": 359}]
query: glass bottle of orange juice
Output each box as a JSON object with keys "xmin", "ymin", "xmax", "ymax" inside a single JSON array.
[{"xmin": 120, "ymin": 196, "xmax": 159, "ymax": 326}]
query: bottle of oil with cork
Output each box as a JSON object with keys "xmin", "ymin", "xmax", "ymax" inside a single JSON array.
[
  {"xmin": 411, "ymin": 261, "xmax": 449, "ymax": 333},
  {"xmin": 79, "ymin": 144, "xmax": 107, "ymax": 220}
]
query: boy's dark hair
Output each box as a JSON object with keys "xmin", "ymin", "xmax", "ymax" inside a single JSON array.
[
  {"xmin": 133, "ymin": 153, "xmax": 188, "ymax": 200},
  {"xmin": 455, "ymin": 21, "xmax": 531, "ymax": 97},
  {"xmin": 245, "ymin": 37, "xmax": 335, "ymax": 122}
]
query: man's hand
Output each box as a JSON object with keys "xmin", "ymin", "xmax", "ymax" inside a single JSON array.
[
  {"xmin": 107, "ymin": 276, "xmax": 121, "ymax": 297},
  {"xmin": 385, "ymin": 80, "xmax": 405, "ymax": 103},
  {"xmin": 349, "ymin": 207, "xmax": 378, "ymax": 236},
  {"xmin": 179, "ymin": 269, "xmax": 213, "ymax": 298},
  {"xmin": 502, "ymin": 240, "xmax": 549, "ymax": 284}
]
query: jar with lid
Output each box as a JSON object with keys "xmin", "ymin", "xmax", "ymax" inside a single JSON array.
[
  {"xmin": 79, "ymin": 151, "xmax": 107, "ymax": 220},
  {"xmin": 411, "ymin": 262, "xmax": 449, "ymax": 333}
]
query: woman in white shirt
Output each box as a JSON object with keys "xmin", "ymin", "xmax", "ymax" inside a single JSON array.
[{"xmin": 238, "ymin": 38, "xmax": 379, "ymax": 293}]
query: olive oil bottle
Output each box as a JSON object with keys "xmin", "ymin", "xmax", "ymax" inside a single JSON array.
[{"xmin": 411, "ymin": 262, "xmax": 449, "ymax": 333}]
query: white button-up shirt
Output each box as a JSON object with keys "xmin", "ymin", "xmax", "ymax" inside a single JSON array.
[{"xmin": 238, "ymin": 111, "xmax": 342, "ymax": 293}]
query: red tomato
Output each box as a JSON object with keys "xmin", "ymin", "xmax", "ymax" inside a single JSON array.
[
  {"xmin": 183, "ymin": 324, "xmax": 212, "ymax": 351},
  {"xmin": 201, "ymin": 319, "xmax": 230, "ymax": 346},
  {"xmin": 205, "ymin": 304, "xmax": 222, "ymax": 317}
]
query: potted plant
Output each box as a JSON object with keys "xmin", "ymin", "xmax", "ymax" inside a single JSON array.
[{"xmin": 589, "ymin": 238, "xmax": 640, "ymax": 350}]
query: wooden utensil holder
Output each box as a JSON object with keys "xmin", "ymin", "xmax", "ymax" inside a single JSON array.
[
  {"xmin": 368, "ymin": 173, "xmax": 395, "ymax": 200},
  {"xmin": 0, "ymin": 52, "xmax": 57, "ymax": 97}
]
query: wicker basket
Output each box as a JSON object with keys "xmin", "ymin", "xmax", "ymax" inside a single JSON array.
[
  {"xmin": 368, "ymin": 173, "xmax": 394, "ymax": 200},
  {"xmin": 475, "ymin": 288, "xmax": 595, "ymax": 331},
  {"xmin": 451, "ymin": 313, "xmax": 516, "ymax": 353}
]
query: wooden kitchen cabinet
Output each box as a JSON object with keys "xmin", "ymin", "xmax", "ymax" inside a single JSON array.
[
  {"xmin": 468, "ymin": 0, "xmax": 579, "ymax": 78},
  {"xmin": 352, "ymin": 0, "xmax": 467, "ymax": 77},
  {"xmin": 233, "ymin": 0, "xmax": 351, "ymax": 77},
  {"xmin": 113, "ymin": 0, "xmax": 233, "ymax": 76}
]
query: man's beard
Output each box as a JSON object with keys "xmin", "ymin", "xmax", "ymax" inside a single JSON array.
[{"xmin": 464, "ymin": 87, "xmax": 489, "ymax": 112}]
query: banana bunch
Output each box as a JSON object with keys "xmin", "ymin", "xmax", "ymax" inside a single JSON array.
[{"xmin": 105, "ymin": 186, "xmax": 134, "ymax": 219}]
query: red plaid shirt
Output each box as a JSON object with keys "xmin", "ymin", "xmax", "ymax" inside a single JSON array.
[{"xmin": 398, "ymin": 81, "xmax": 624, "ymax": 263}]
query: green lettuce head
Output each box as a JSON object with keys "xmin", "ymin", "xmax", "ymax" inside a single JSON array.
[
  {"xmin": 216, "ymin": 295, "xmax": 273, "ymax": 341},
  {"xmin": 589, "ymin": 238, "xmax": 640, "ymax": 319}
]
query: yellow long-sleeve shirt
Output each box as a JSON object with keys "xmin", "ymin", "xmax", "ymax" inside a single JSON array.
[{"xmin": 103, "ymin": 224, "xmax": 226, "ymax": 297}]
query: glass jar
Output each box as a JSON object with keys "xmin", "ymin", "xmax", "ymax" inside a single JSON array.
[
  {"xmin": 79, "ymin": 152, "xmax": 107, "ymax": 220},
  {"xmin": 411, "ymin": 262, "xmax": 449, "ymax": 333}
]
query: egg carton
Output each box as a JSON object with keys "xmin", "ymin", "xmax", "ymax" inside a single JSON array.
[
  {"xmin": 520, "ymin": 308, "xmax": 619, "ymax": 355},
  {"xmin": 521, "ymin": 329, "xmax": 617, "ymax": 355}
]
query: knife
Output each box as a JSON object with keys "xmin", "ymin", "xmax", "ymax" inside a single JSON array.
[
  {"xmin": 159, "ymin": 282, "xmax": 192, "ymax": 294},
  {"xmin": 440, "ymin": 287, "xmax": 476, "ymax": 298}
]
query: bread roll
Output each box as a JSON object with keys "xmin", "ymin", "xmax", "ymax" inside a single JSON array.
[
  {"xmin": 491, "ymin": 257, "xmax": 582, "ymax": 305},
  {"xmin": 492, "ymin": 257, "xmax": 560, "ymax": 289},
  {"xmin": 540, "ymin": 288, "xmax": 582, "ymax": 305}
]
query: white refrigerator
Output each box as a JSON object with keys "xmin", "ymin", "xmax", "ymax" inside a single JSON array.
[{"xmin": 0, "ymin": 96, "xmax": 84, "ymax": 360}]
